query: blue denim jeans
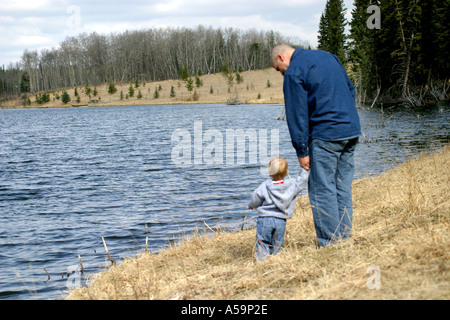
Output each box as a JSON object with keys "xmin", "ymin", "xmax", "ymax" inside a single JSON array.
[
  {"xmin": 308, "ymin": 138, "xmax": 359, "ymax": 246},
  {"xmin": 255, "ymin": 217, "xmax": 286, "ymax": 261}
]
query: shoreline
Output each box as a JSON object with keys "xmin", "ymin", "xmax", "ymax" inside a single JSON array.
[
  {"xmin": 66, "ymin": 146, "xmax": 449, "ymax": 300},
  {"xmin": 0, "ymin": 69, "xmax": 285, "ymax": 110},
  {"xmin": 0, "ymin": 99, "xmax": 285, "ymax": 110}
]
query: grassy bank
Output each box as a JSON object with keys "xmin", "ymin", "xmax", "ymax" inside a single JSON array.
[
  {"xmin": 0, "ymin": 69, "xmax": 284, "ymax": 109},
  {"xmin": 66, "ymin": 146, "xmax": 449, "ymax": 300}
]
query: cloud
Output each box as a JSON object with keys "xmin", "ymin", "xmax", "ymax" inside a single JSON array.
[
  {"xmin": 150, "ymin": 0, "xmax": 315, "ymax": 16},
  {"xmin": 2, "ymin": 0, "xmax": 53, "ymax": 11},
  {"xmin": 154, "ymin": 0, "xmax": 184, "ymax": 14},
  {"xmin": 13, "ymin": 35, "xmax": 56, "ymax": 47}
]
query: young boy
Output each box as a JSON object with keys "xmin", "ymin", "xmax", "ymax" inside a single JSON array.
[{"xmin": 248, "ymin": 156, "xmax": 309, "ymax": 261}]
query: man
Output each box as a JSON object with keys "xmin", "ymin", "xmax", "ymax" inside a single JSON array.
[{"xmin": 271, "ymin": 45, "xmax": 361, "ymax": 247}]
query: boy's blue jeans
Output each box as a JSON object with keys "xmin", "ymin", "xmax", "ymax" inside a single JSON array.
[
  {"xmin": 308, "ymin": 138, "xmax": 359, "ymax": 247},
  {"xmin": 255, "ymin": 217, "xmax": 286, "ymax": 261}
]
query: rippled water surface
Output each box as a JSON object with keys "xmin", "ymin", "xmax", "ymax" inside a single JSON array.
[{"xmin": 0, "ymin": 103, "xmax": 448, "ymax": 299}]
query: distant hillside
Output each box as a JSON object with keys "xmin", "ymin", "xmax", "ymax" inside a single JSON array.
[{"xmin": 0, "ymin": 68, "xmax": 285, "ymax": 109}]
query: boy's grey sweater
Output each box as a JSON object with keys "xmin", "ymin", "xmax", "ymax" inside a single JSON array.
[{"xmin": 248, "ymin": 169, "xmax": 309, "ymax": 220}]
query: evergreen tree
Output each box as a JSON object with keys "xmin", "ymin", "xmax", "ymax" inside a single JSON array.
[
  {"xmin": 349, "ymin": 0, "xmax": 380, "ymax": 99},
  {"xmin": 85, "ymin": 84, "xmax": 92, "ymax": 96},
  {"xmin": 128, "ymin": 84, "xmax": 134, "ymax": 97},
  {"xmin": 35, "ymin": 92, "xmax": 50, "ymax": 104},
  {"xmin": 318, "ymin": 0, "xmax": 347, "ymax": 63},
  {"xmin": 227, "ymin": 74, "xmax": 234, "ymax": 92},
  {"xmin": 348, "ymin": 0, "xmax": 449, "ymax": 106},
  {"xmin": 43, "ymin": 92, "xmax": 50, "ymax": 103},
  {"xmin": 108, "ymin": 82, "xmax": 117, "ymax": 94},
  {"xmin": 392, "ymin": 0, "xmax": 421, "ymax": 97},
  {"xmin": 20, "ymin": 72, "xmax": 30, "ymax": 93},
  {"xmin": 318, "ymin": 10, "xmax": 330, "ymax": 52},
  {"xmin": 195, "ymin": 75, "xmax": 203, "ymax": 88},
  {"xmin": 61, "ymin": 91, "xmax": 70, "ymax": 104},
  {"xmin": 431, "ymin": 0, "xmax": 450, "ymax": 80},
  {"xmin": 221, "ymin": 63, "xmax": 230, "ymax": 76},
  {"xmin": 179, "ymin": 63, "xmax": 189, "ymax": 81},
  {"xmin": 235, "ymin": 72, "xmax": 243, "ymax": 84},
  {"xmin": 186, "ymin": 77, "xmax": 194, "ymax": 92}
]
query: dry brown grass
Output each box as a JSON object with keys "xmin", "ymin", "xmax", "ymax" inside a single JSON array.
[
  {"xmin": 1, "ymin": 68, "xmax": 284, "ymax": 109},
  {"xmin": 66, "ymin": 146, "xmax": 449, "ymax": 300}
]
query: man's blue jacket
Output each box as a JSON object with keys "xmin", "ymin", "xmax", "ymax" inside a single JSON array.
[{"xmin": 283, "ymin": 48, "xmax": 361, "ymax": 158}]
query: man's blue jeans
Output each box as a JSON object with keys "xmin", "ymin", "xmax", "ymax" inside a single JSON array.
[
  {"xmin": 255, "ymin": 217, "xmax": 286, "ymax": 261},
  {"xmin": 308, "ymin": 138, "xmax": 359, "ymax": 247}
]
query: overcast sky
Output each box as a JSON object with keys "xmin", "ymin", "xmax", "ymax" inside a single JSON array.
[{"xmin": 0, "ymin": 0, "xmax": 355, "ymax": 67}]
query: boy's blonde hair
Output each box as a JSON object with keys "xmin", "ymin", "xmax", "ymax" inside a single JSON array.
[{"xmin": 268, "ymin": 156, "xmax": 288, "ymax": 181}]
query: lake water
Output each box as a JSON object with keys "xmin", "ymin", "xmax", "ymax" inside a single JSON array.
[{"xmin": 0, "ymin": 103, "xmax": 448, "ymax": 300}]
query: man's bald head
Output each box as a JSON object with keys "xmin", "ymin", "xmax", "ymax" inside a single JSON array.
[{"xmin": 271, "ymin": 45, "xmax": 295, "ymax": 76}]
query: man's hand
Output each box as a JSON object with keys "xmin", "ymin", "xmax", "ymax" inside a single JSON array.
[{"xmin": 298, "ymin": 156, "xmax": 310, "ymax": 171}]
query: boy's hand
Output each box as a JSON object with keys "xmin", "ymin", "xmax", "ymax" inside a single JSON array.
[{"xmin": 298, "ymin": 156, "xmax": 310, "ymax": 171}]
